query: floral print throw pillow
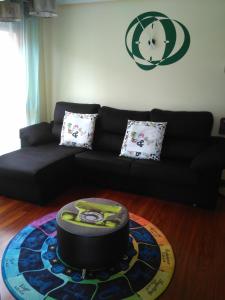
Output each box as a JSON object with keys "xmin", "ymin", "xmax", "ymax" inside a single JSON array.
[
  {"xmin": 60, "ymin": 111, "xmax": 98, "ymax": 149},
  {"xmin": 120, "ymin": 120, "xmax": 167, "ymax": 160}
]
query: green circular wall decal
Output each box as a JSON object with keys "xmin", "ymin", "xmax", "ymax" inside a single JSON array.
[{"xmin": 125, "ymin": 11, "xmax": 191, "ymax": 71}]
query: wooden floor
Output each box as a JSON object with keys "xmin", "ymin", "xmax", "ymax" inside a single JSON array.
[{"xmin": 0, "ymin": 186, "xmax": 225, "ymax": 300}]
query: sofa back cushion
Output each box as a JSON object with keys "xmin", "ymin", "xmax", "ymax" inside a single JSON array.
[
  {"xmin": 151, "ymin": 109, "xmax": 213, "ymax": 139},
  {"xmin": 151, "ymin": 109, "xmax": 213, "ymax": 160},
  {"xmin": 52, "ymin": 102, "xmax": 100, "ymax": 139},
  {"xmin": 93, "ymin": 106, "xmax": 150, "ymax": 153}
]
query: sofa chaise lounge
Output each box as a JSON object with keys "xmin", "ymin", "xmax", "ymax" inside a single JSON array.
[{"xmin": 0, "ymin": 101, "xmax": 224, "ymax": 209}]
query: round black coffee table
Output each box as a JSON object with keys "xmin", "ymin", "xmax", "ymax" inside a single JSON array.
[{"xmin": 56, "ymin": 198, "xmax": 129, "ymax": 272}]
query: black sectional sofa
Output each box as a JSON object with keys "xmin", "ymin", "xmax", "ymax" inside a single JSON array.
[{"xmin": 0, "ymin": 101, "xmax": 224, "ymax": 209}]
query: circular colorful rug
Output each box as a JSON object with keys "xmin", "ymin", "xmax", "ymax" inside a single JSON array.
[{"xmin": 2, "ymin": 212, "xmax": 175, "ymax": 300}]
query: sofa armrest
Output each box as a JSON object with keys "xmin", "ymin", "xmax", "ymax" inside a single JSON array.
[
  {"xmin": 191, "ymin": 142, "xmax": 225, "ymax": 172},
  {"xmin": 20, "ymin": 122, "xmax": 56, "ymax": 147}
]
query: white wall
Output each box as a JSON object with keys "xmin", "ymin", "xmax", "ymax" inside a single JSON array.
[{"xmin": 41, "ymin": 0, "xmax": 225, "ymax": 136}]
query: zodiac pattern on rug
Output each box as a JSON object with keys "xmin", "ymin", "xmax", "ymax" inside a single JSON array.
[{"xmin": 2, "ymin": 212, "xmax": 175, "ymax": 299}]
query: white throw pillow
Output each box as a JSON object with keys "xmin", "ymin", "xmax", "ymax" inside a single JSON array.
[
  {"xmin": 120, "ymin": 120, "xmax": 167, "ymax": 160},
  {"xmin": 60, "ymin": 111, "xmax": 98, "ymax": 149}
]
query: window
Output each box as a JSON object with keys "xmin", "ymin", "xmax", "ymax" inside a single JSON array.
[{"xmin": 0, "ymin": 25, "xmax": 27, "ymax": 155}]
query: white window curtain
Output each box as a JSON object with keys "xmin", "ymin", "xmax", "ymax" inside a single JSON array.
[
  {"xmin": 0, "ymin": 22, "xmax": 27, "ymax": 155},
  {"xmin": 0, "ymin": 18, "xmax": 41, "ymax": 156}
]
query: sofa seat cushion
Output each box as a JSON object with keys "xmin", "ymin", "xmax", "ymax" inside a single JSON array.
[
  {"xmin": 130, "ymin": 159, "xmax": 198, "ymax": 185},
  {"xmin": 75, "ymin": 151, "xmax": 133, "ymax": 175},
  {"xmin": 0, "ymin": 143, "xmax": 85, "ymax": 181},
  {"xmin": 161, "ymin": 138, "xmax": 208, "ymax": 161},
  {"xmin": 0, "ymin": 143, "xmax": 86, "ymax": 203}
]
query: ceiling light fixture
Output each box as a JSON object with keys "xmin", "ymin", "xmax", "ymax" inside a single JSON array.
[
  {"xmin": 0, "ymin": 0, "xmax": 57, "ymax": 22},
  {"xmin": 29, "ymin": 0, "xmax": 57, "ymax": 18},
  {"xmin": 0, "ymin": 2, "xmax": 22, "ymax": 22}
]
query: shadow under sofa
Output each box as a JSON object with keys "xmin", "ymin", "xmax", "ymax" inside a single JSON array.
[{"xmin": 0, "ymin": 101, "xmax": 224, "ymax": 209}]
